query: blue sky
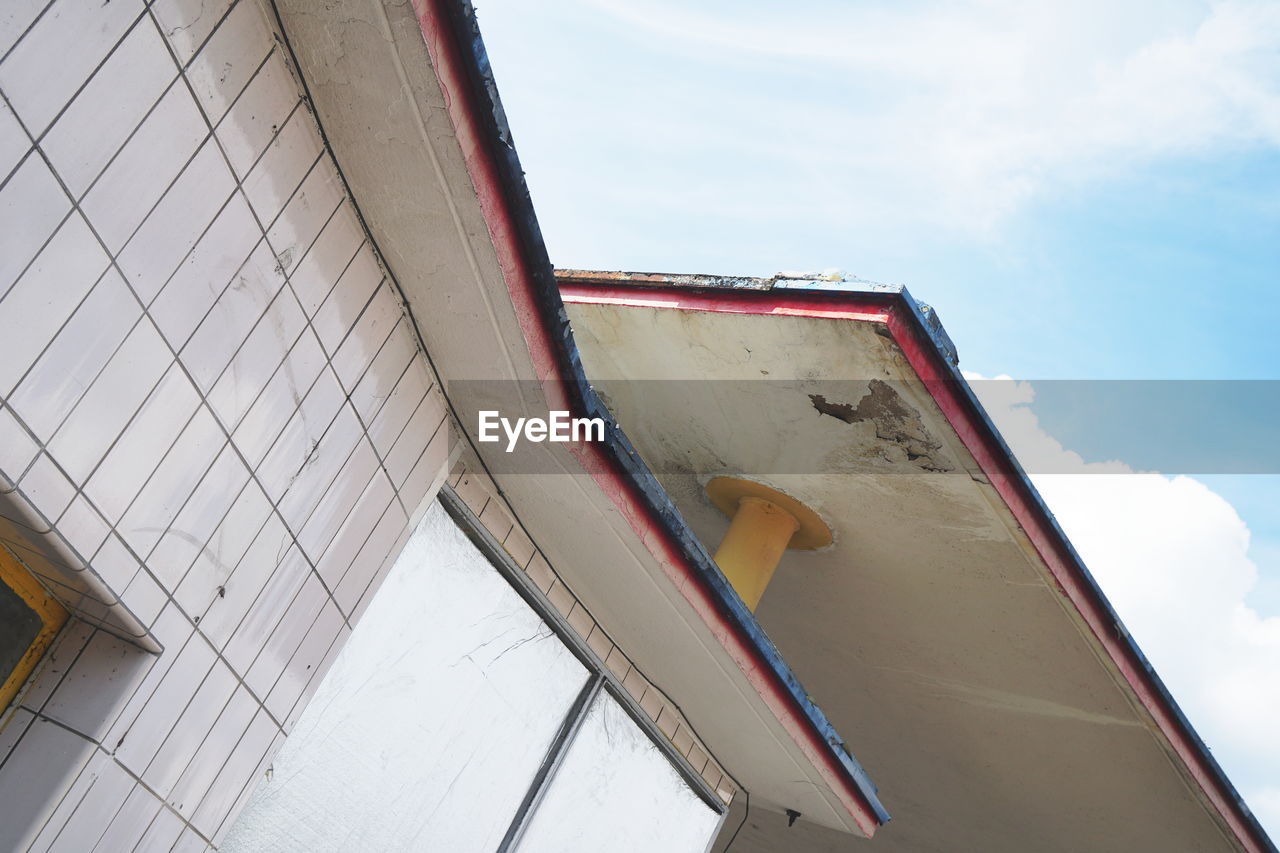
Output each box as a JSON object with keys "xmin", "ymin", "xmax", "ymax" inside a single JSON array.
[{"xmin": 472, "ymin": 0, "xmax": 1280, "ymax": 835}]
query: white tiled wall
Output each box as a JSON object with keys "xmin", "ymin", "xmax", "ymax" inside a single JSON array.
[{"xmin": 0, "ymin": 0, "xmax": 451, "ymax": 848}]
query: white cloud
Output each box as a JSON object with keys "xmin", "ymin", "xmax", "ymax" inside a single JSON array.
[
  {"xmin": 966, "ymin": 372, "xmax": 1280, "ymax": 837},
  {"xmin": 578, "ymin": 0, "xmax": 1280, "ymax": 235}
]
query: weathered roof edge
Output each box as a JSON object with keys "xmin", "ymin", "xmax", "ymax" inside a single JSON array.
[
  {"xmin": 557, "ymin": 268, "xmax": 960, "ymax": 366},
  {"xmin": 556, "ymin": 266, "xmax": 1279, "ymax": 853},
  {"xmin": 429, "ymin": 0, "xmax": 890, "ymax": 830}
]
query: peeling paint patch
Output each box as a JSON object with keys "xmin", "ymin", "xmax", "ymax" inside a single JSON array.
[{"xmin": 809, "ymin": 380, "xmax": 953, "ymax": 472}]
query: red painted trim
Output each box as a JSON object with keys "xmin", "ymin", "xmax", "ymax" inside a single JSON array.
[
  {"xmin": 412, "ymin": 0, "xmax": 881, "ymax": 836},
  {"xmin": 562, "ymin": 283, "xmax": 1270, "ymax": 853}
]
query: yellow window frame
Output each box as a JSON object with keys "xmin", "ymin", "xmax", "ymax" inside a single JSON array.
[{"xmin": 0, "ymin": 545, "xmax": 69, "ymax": 711}]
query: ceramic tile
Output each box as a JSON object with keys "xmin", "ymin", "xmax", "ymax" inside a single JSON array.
[
  {"xmin": 526, "ymin": 554, "xmax": 556, "ymax": 596},
  {"xmin": 639, "ymin": 688, "xmax": 664, "ymax": 722},
  {"xmin": 347, "ymin": 525, "xmax": 411, "ymax": 627},
  {"xmin": 210, "ymin": 729, "xmax": 283, "ymax": 845},
  {"xmin": 332, "ymin": 284, "xmax": 399, "ymax": 388},
  {"xmin": 287, "ymin": 204, "xmax": 364, "ymax": 316},
  {"xmin": 0, "ymin": 152, "xmax": 70, "ymax": 296},
  {"xmin": 89, "ymin": 783, "xmax": 163, "ymax": 853},
  {"xmin": 0, "ymin": 499, "xmax": 47, "ymax": 546},
  {"xmin": 132, "ymin": 802, "xmax": 185, "ymax": 851},
  {"xmin": 0, "ymin": 707, "xmax": 35, "ymax": 764},
  {"xmin": 228, "ymin": 329, "xmax": 327, "ymax": 469},
  {"xmin": 453, "ymin": 469, "xmax": 491, "ymax": 515},
  {"xmin": 367, "ymin": 362, "xmax": 431, "ymax": 459},
  {"xmin": 0, "ymin": 0, "xmax": 140, "ymax": 134},
  {"xmin": 144, "ymin": 659, "xmax": 237, "ymax": 796},
  {"xmin": 172, "ymin": 494, "xmax": 281, "ymax": 636},
  {"xmin": 566, "ymin": 601, "xmax": 595, "ymax": 641},
  {"xmin": 41, "ymin": 20, "xmax": 176, "ymax": 198},
  {"xmin": 349, "ymin": 327, "xmax": 417, "ymax": 425},
  {"xmin": 29, "ymin": 572, "xmax": 102, "ymax": 619},
  {"xmin": 48, "ymin": 320, "xmax": 176, "ymax": 487},
  {"xmin": 0, "ymin": 404, "xmax": 39, "ymax": 485},
  {"xmin": 296, "ymin": 438, "xmax": 378, "ymax": 561},
  {"xmin": 82, "ymin": 364, "xmax": 201, "ymax": 524},
  {"xmin": 313, "ymin": 469, "xmax": 394, "ymax": 590},
  {"xmin": 310, "ymin": 246, "xmax": 383, "ymax": 356},
  {"xmin": 546, "ymin": 580, "xmax": 575, "ymax": 620},
  {"xmin": 116, "ymin": 406, "xmax": 225, "ymax": 557},
  {"xmin": 54, "ymin": 496, "xmax": 110, "ymax": 564},
  {"xmin": 8, "ymin": 276, "xmax": 139, "ymax": 447},
  {"xmin": 242, "ymin": 572, "xmax": 326, "ymax": 700},
  {"xmin": 18, "ymin": 521, "xmax": 86, "ymax": 576},
  {"xmin": 479, "ymin": 499, "xmax": 514, "ymax": 543},
  {"xmin": 15, "ymin": 619, "xmax": 95, "ymax": 714},
  {"xmin": 588, "ymin": 625, "xmax": 615, "ymax": 665},
  {"xmin": 0, "ymin": 0, "xmax": 48, "ymax": 58},
  {"xmin": 166, "ymin": 684, "xmax": 256, "ymax": 823},
  {"xmin": 282, "ymin": 620, "xmax": 347, "ymax": 732},
  {"xmin": 383, "ymin": 387, "xmax": 447, "ymax": 488},
  {"xmin": 336, "ymin": 498, "xmax": 408, "ymax": 619},
  {"xmin": 671, "ymin": 724, "xmax": 695, "ymax": 757},
  {"xmin": 43, "ymin": 753, "xmax": 133, "ymax": 850},
  {"xmin": 121, "ymin": 569, "xmax": 168, "ymax": 628},
  {"xmin": 253, "ymin": 367, "xmax": 344, "ymax": 501},
  {"xmin": 0, "ymin": 98, "xmax": 29, "ymax": 182},
  {"xmin": 143, "ymin": 444, "xmax": 250, "ymax": 579},
  {"xmin": 171, "ymin": 827, "xmax": 210, "ymax": 853},
  {"xmin": 0, "ymin": 214, "xmax": 110, "ymax": 395},
  {"xmin": 24, "ymin": 744, "xmax": 110, "ymax": 853},
  {"xmin": 114, "ymin": 633, "xmax": 217, "ymax": 777},
  {"xmin": 263, "ymin": 156, "xmax": 343, "ymax": 272},
  {"xmin": 503, "ymin": 524, "xmax": 535, "ymax": 569},
  {"xmin": 41, "ymin": 629, "xmax": 152, "ymax": 743},
  {"xmin": 81, "ymin": 83, "xmax": 207, "ymax": 251},
  {"xmin": 151, "ymin": 0, "xmax": 235, "ymax": 66},
  {"xmin": 621, "ymin": 667, "xmax": 648, "ymax": 703},
  {"xmin": 87, "ymin": 534, "xmax": 140, "ymax": 601},
  {"xmin": 395, "ymin": 409, "xmax": 450, "ymax": 516},
  {"xmin": 206, "ymin": 287, "xmax": 306, "ymax": 431},
  {"xmin": 117, "ymin": 139, "xmax": 236, "ymax": 305},
  {"xmin": 148, "ymin": 195, "xmax": 260, "ymax": 350},
  {"xmin": 17, "ymin": 453, "xmax": 75, "ymax": 521},
  {"xmin": 186, "ymin": 708, "xmax": 279, "ymax": 834},
  {"xmin": 180, "ymin": 240, "xmax": 286, "ymax": 393},
  {"xmin": 241, "ymin": 106, "xmax": 323, "ymax": 228},
  {"xmin": 220, "ymin": 544, "xmax": 308, "ymax": 675},
  {"xmin": 264, "ymin": 599, "xmax": 343, "ymax": 723},
  {"xmin": 274, "ymin": 405, "xmax": 363, "ymax": 532},
  {"xmin": 0, "ymin": 717, "xmax": 97, "ymax": 852},
  {"xmin": 603, "ymin": 644, "xmax": 630, "ymax": 680},
  {"xmin": 215, "ymin": 52, "xmax": 299, "ymax": 180},
  {"xmin": 101, "ymin": 605, "xmax": 193, "ymax": 750},
  {"xmin": 686, "ymin": 744, "xmax": 709, "ymax": 776},
  {"xmin": 183, "ymin": 0, "xmax": 273, "ymax": 124}
]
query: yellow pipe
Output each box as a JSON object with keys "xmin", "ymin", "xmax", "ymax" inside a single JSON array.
[{"xmin": 713, "ymin": 496, "xmax": 800, "ymax": 612}]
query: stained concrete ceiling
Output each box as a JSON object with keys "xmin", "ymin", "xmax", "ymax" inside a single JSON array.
[{"xmin": 565, "ymin": 298, "xmax": 1245, "ymax": 853}]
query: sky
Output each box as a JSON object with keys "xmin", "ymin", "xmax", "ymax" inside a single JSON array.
[{"xmin": 470, "ymin": 0, "xmax": 1280, "ymax": 838}]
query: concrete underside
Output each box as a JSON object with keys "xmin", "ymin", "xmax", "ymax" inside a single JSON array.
[{"xmin": 564, "ymin": 300, "xmax": 1242, "ymax": 853}]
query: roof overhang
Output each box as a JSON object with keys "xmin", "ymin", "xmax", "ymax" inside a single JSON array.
[
  {"xmin": 271, "ymin": 0, "xmax": 886, "ymax": 838},
  {"xmin": 558, "ymin": 269, "xmax": 1277, "ymax": 853}
]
